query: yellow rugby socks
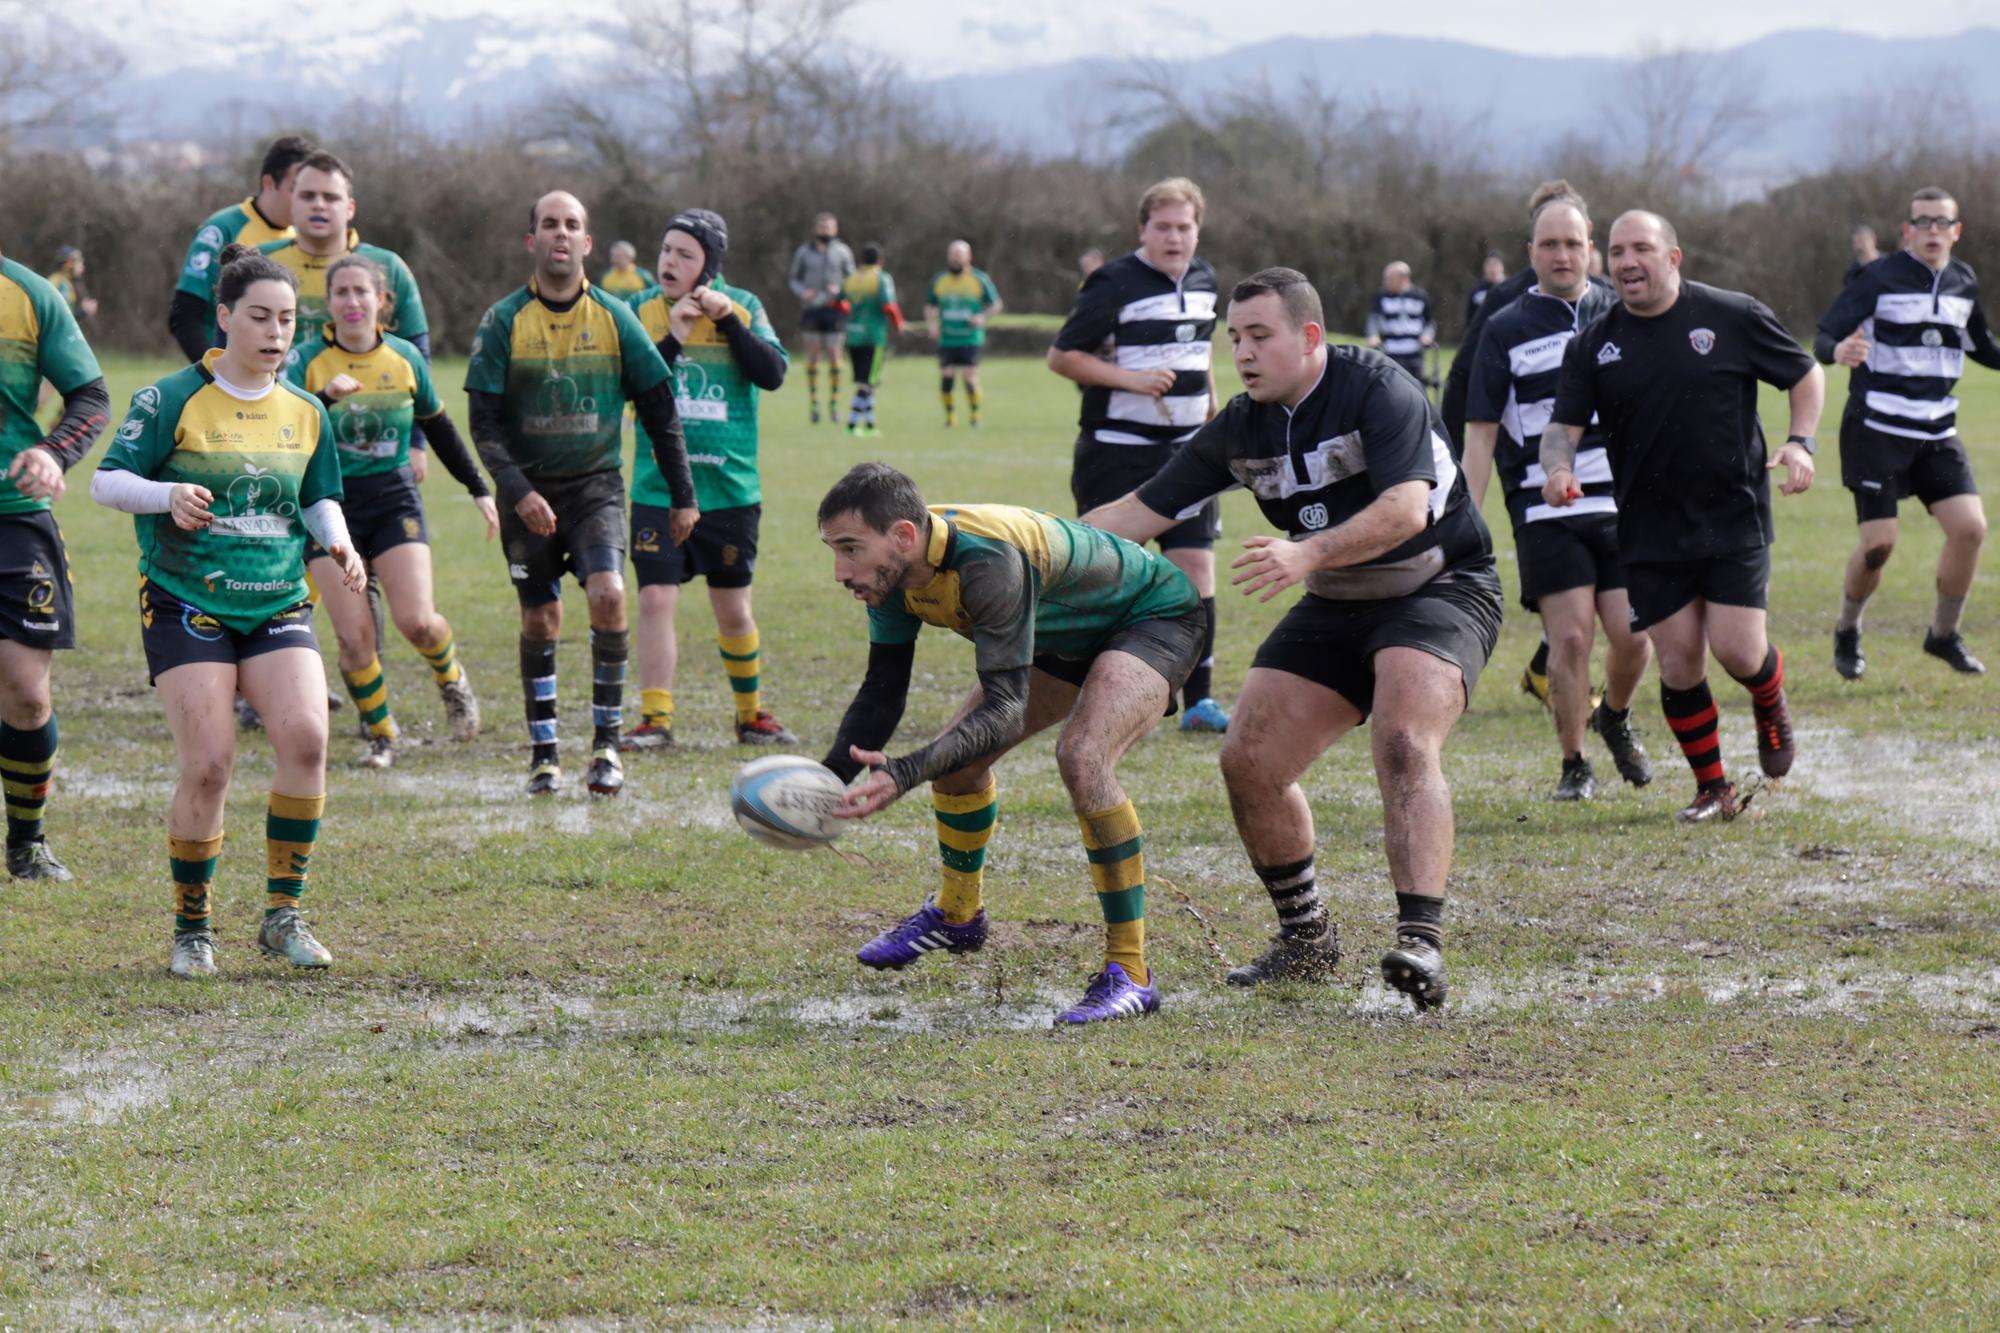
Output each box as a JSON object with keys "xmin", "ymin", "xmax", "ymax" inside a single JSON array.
[
  {"xmin": 933, "ymin": 780, "xmax": 998, "ymax": 924},
  {"xmin": 1080, "ymin": 801, "xmax": 1147, "ymax": 984}
]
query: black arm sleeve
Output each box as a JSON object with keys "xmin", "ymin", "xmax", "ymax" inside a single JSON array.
[
  {"xmin": 1965, "ymin": 303, "xmax": 2000, "ymax": 371},
  {"xmin": 1812, "ymin": 331, "xmax": 1839, "ymax": 364},
  {"xmin": 37, "ymin": 377, "xmax": 110, "ymax": 470},
  {"xmin": 884, "ymin": 666, "xmax": 1030, "ymax": 794},
  {"xmin": 821, "ymin": 640, "xmax": 917, "ymax": 781},
  {"xmin": 630, "ymin": 380, "xmax": 695, "ymax": 508},
  {"xmin": 715, "ymin": 312, "xmax": 788, "ymax": 391},
  {"xmin": 404, "ymin": 333, "xmax": 432, "ymax": 451},
  {"xmin": 656, "ymin": 333, "xmax": 684, "ymax": 363},
  {"xmin": 415, "ymin": 409, "xmax": 490, "ymax": 498},
  {"xmin": 168, "ymin": 291, "xmax": 213, "ymax": 364},
  {"xmin": 467, "ymin": 389, "xmax": 533, "ymax": 509}
]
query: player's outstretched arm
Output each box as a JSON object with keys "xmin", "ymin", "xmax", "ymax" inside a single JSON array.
[
  {"xmin": 822, "ymin": 641, "xmax": 917, "ymax": 783},
  {"xmin": 1081, "ymin": 492, "xmax": 1178, "ymax": 546},
  {"xmin": 1232, "ymin": 481, "xmax": 1430, "ymax": 602},
  {"xmin": 873, "ymin": 666, "xmax": 1029, "ymax": 801}
]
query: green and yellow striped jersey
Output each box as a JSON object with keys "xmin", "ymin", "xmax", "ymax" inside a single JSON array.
[
  {"xmin": 844, "ymin": 266, "xmax": 900, "ymax": 347},
  {"xmin": 174, "ymin": 198, "xmax": 295, "ymax": 347},
  {"xmin": 0, "ymin": 259, "xmax": 102, "ymax": 515},
  {"xmin": 258, "ymin": 234, "xmax": 428, "ymax": 342},
  {"xmin": 927, "ymin": 269, "xmax": 1000, "ymax": 348},
  {"xmin": 284, "ymin": 329, "xmax": 442, "ymax": 479},
  {"xmin": 629, "ymin": 278, "xmax": 785, "ymax": 511}
]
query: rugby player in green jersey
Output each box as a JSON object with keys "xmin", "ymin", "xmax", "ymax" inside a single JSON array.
[
  {"xmin": 258, "ymin": 152, "xmax": 428, "ymax": 355},
  {"xmin": 287, "ymin": 254, "xmax": 497, "ymax": 767},
  {"xmin": 818, "ymin": 464, "xmax": 1203, "ymax": 1026},
  {"xmin": 620, "ymin": 209, "xmax": 794, "ymax": 751},
  {"xmin": 0, "ymin": 246, "xmax": 111, "ymax": 881},
  {"xmin": 94, "ymin": 244, "xmax": 366, "ymax": 978},
  {"xmin": 599, "ymin": 241, "xmax": 656, "ymax": 300},
  {"xmin": 169, "ymin": 135, "xmax": 313, "ymax": 362},
  {"xmin": 925, "ymin": 240, "xmax": 1001, "ymax": 427},
  {"xmin": 841, "ymin": 243, "xmax": 904, "ymax": 436},
  {"xmin": 44, "ymin": 247, "xmax": 96, "ymax": 321},
  {"xmin": 467, "ymin": 191, "xmax": 697, "ymax": 798}
]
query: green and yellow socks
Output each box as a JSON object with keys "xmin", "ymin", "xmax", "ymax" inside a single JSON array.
[
  {"xmin": 170, "ymin": 832, "xmax": 222, "ymax": 935},
  {"xmin": 342, "ymin": 657, "xmax": 399, "ymax": 740},
  {"xmin": 418, "ymin": 625, "xmax": 462, "ymax": 687},
  {"xmin": 718, "ymin": 630, "xmax": 763, "ymax": 725},
  {"xmin": 640, "ymin": 687, "xmax": 675, "ymax": 731},
  {"xmin": 933, "ymin": 780, "xmax": 998, "ymax": 923},
  {"xmin": 0, "ymin": 716, "xmax": 58, "ymax": 850},
  {"xmin": 265, "ymin": 793, "xmax": 324, "ymax": 916},
  {"xmin": 1080, "ymin": 801, "xmax": 1147, "ymax": 984}
]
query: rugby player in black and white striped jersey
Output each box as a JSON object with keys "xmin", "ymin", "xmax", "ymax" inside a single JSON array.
[
  {"xmin": 1463, "ymin": 184, "xmax": 1653, "ymax": 802},
  {"xmin": 1817, "ymin": 187, "xmax": 2000, "ymax": 678},
  {"xmin": 1050, "ymin": 177, "xmax": 1230, "ymax": 733},
  {"xmin": 1364, "ymin": 262, "xmax": 1436, "ymax": 386}
]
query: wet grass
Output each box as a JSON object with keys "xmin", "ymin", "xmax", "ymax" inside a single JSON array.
[{"xmin": 1, "ymin": 347, "xmax": 1997, "ymax": 1327}]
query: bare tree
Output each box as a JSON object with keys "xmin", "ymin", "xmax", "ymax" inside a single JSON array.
[
  {"xmin": 1595, "ymin": 45, "xmax": 1771, "ymax": 196},
  {"xmin": 0, "ymin": 5, "xmax": 126, "ymax": 143}
]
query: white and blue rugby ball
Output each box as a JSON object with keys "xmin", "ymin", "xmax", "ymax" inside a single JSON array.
[{"xmin": 730, "ymin": 755, "xmax": 847, "ymax": 850}]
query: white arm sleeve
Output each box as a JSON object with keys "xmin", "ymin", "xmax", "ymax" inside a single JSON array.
[
  {"xmin": 302, "ymin": 498, "xmax": 352, "ymax": 553},
  {"xmin": 90, "ymin": 469, "xmax": 175, "ymax": 514}
]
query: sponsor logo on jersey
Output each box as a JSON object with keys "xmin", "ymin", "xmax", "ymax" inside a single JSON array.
[
  {"xmin": 1689, "ymin": 328, "xmax": 1715, "ymax": 356},
  {"xmin": 27, "ymin": 581, "xmax": 55, "ymax": 611},
  {"xmin": 1596, "ymin": 342, "xmax": 1622, "ymax": 366},
  {"xmin": 202, "ymin": 567, "xmax": 296, "ymax": 594},
  {"xmin": 1175, "ymin": 323, "xmax": 1195, "ymax": 343},
  {"xmin": 1922, "ymin": 328, "xmax": 1944, "ymax": 347}
]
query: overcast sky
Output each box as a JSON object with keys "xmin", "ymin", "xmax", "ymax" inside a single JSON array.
[{"xmin": 66, "ymin": 0, "xmax": 2000, "ymax": 76}]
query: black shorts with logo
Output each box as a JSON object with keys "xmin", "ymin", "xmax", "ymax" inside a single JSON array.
[
  {"xmin": 631, "ymin": 502, "xmax": 760, "ymax": 590},
  {"xmin": 801, "ymin": 306, "xmax": 846, "ymax": 337},
  {"xmin": 1070, "ymin": 435, "xmax": 1221, "ymax": 552},
  {"xmin": 501, "ymin": 470, "xmax": 627, "ymax": 608},
  {"xmin": 0, "ymin": 510, "xmax": 76, "ymax": 650},
  {"xmin": 1622, "ymin": 546, "xmax": 1769, "ymax": 632},
  {"xmin": 139, "ymin": 582, "xmax": 317, "ymax": 685},
  {"xmin": 1839, "ymin": 415, "xmax": 1979, "ymax": 523},
  {"xmin": 1031, "ymin": 606, "xmax": 1205, "ymax": 708},
  {"xmin": 938, "ymin": 345, "xmax": 982, "ymax": 368},
  {"xmin": 306, "ymin": 469, "xmax": 428, "ymax": 564},
  {"xmin": 1514, "ymin": 512, "xmax": 1625, "ymax": 612},
  {"xmin": 1250, "ymin": 562, "xmax": 1503, "ymax": 719}
]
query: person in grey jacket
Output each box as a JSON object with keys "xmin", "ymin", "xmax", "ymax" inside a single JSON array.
[{"xmin": 789, "ymin": 213, "xmax": 856, "ymax": 424}]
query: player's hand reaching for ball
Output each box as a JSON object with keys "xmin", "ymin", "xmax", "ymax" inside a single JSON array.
[
  {"xmin": 169, "ymin": 483, "xmax": 213, "ymax": 530},
  {"xmin": 1541, "ymin": 466, "xmax": 1582, "ymax": 509},
  {"xmin": 1832, "ymin": 329, "xmax": 1871, "ymax": 368},
  {"xmin": 327, "ymin": 543, "xmax": 367, "ymax": 592},
  {"xmin": 8, "ymin": 447, "xmax": 64, "ymax": 502},
  {"xmin": 1769, "ymin": 442, "xmax": 1815, "ymax": 496},
  {"xmin": 516, "ymin": 491, "xmax": 557, "ymax": 537},
  {"xmin": 833, "ymin": 748, "xmax": 900, "ymax": 819}
]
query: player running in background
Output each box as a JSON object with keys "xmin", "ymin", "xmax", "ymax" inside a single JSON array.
[
  {"xmin": 819, "ymin": 464, "xmax": 1202, "ymax": 1025},
  {"xmin": 1817, "ymin": 187, "xmax": 1997, "ymax": 679},
  {"xmin": 1463, "ymin": 185, "xmax": 1653, "ymax": 801},
  {"xmin": 1465, "ymin": 250, "xmax": 1505, "ymax": 329},
  {"xmin": 788, "ymin": 213, "xmax": 854, "ymax": 424},
  {"xmin": 1050, "ymin": 177, "xmax": 1228, "ymax": 733},
  {"xmin": 620, "ymin": 208, "xmax": 794, "ymax": 752},
  {"xmin": 599, "ymin": 241, "xmax": 656, "ymax": 300},
  {"xmin": 841, "ymin": 242, "xmax": 903, "ymax": 437},
  {"xmin": 1087, "ymin": 268, "xmax": 1501, "ymax": 1010},
  {"xmin": 926, "ymin": 240, "xmax": 1001, "ymax": 427},
  {"xmin": 1845, "ymin": 225, "xmax": 1881, "ymax": 286},
  {"xmin": 0, "ymin": 245, "xmax": 110, "ymax": 881},
  {"xmin": 44, "ymin": 247, "xmax": 97, "ymax": 322},
  {"xmin": 285, "ymin": 254, "xmax": 495, "ymax": 767},
  {"xmin": 93, "ymin": 244, "xmax": 365, "ymax": 977},
  {"xmin": 466, "ymin": 191, "xmax": 697, "ymax": 798},
  {"xmin": 169, "ymin": 135, "xmax": 313, "ymax": 362},
  {"xmin": 1547, "ymin": 211, "xmax": 1823, "ymax": 825},
  {"xmin": 1365, "ymin": 261, "xmax": 1437, "ymax": 386}
]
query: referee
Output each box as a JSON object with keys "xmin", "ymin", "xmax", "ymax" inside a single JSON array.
[{"xmin": 1547, "ymin": 210, "xmax": 1825, "ymax": 825}]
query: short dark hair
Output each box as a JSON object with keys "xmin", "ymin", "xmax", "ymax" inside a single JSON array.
[
  {"xmin": 1911, "ymin": 186, "xmax": 1956, "ymax": 210},
  {"xmin": 818, "ymin": 462, "xmax": 928, "ymax": 533},
  {"xmin": 259, "ymin": 135, "xmax": 316, "ymax": 187},
  {"xmin": 1229, "ymin": 267, "xmax": 1323, "ymax": 332},
  {"xmin": 216, "ymin": 242, "xmax": 297, "ymax": 308},
  {"xmin": 860, "ymin": 242, "xmax": 883, "ymax": 265},
  {"xmin": 295, "ymin": 150, "xmax": 354, "ymax": 191}
]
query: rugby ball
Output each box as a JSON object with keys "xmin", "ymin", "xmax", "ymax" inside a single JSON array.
[{"xmin": 730, "ymin": 755, "xmax": 847, "ymax": 850}]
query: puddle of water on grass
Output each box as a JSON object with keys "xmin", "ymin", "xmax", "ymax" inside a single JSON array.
[
  {"xmin": 3, "ymin": 1053, "xmax": 171, "ymax": 1124},
  {"xmin": 1789, "ymin": 725, "xmax": 2000, "ymax": 848}
]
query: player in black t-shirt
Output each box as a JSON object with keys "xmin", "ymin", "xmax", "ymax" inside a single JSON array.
[
  {"xmin": 1548, "ymin": 211, "xmax": 1824, "ymax": 825},
  {"xmin": 1087, "ymin": 269, "xmax": 1501, "ymax": 1011}
]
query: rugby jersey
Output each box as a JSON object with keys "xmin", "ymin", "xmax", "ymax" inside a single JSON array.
[
  {"xmin": 628, "ymin": 277, "xmax": 784, "ymax": 511},
  {"xmin": 927, "ymin": 268, "xmax": 1000, "ymax": 349},
  {"xmin": 99, "ymin": 350, "xmax": 341, "ymax": 632},
  {"xmin": 598, "ymin": 265, "xmax": 656, "ymax": 300},
  {"xmin": 843, "ymin": 266, "xmax": 902, "ymax": 347},
  {"xmin": 174, "ymin": 198, "xmax": 294, "ymax": 346},
  {"xmin": 1466, "ymin": 285, "xmax": 1619, "ymax": 527},
  {"xmin": 0, "ymin": 259, "xmax": 102, "ymax": 515},
  {"xmin": 1365, "ymin": 287, "xmax": 1435, "ymax": 362},
  {"xmin": 1053, "ymin": 252, "xmax": 1217, "ymax": 447},
  {"xmin": 284, "ymin": 328, "xmax": 441, "ymax": 479},
  {"xmin": 258, "ymin": 233, "xmax": 428, "ymax": 342},
  {"xmin": 1138, "ymin": 346, "xmax": 1490, "ymax": 600},
  {"xmin": 1816, "ymin": 250, "xmax": 2000, "ymax": 439}
]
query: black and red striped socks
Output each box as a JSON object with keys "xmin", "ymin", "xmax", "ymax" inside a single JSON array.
[{"xmin": 1661, "ymin": 680, "xmax": 1726, "ymax": 789}]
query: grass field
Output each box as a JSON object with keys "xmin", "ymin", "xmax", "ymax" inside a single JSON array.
[{"xmin": 2, "ymin": 334, "xmax": 1998, "ymax": 1329}]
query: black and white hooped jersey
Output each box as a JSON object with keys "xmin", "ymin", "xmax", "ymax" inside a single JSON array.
[
  {"xmin": 1817, "ymin": 251, "xmax": 2000, "ymax": 440},
  {"xmin": 1053, "ymin": 253, "xmax": 1217, "ymax": 447},
  {"xmin": 1364, "ymin": 287, "xmax": 1435, "ymax": 361},
  {"xmin": 1466, "ymin": 285, "xmax": 1619, "ymax": 527},
  {"xmin": 1138, "ymin": 346, "xmax": 1491, "ymax": 601}
]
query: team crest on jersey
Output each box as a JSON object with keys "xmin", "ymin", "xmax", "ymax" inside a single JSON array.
[
  {"xmin": 403, "ymin": 517, "xmax": 422, "ymax": 540},
  {"xmin": 1175, "ymin": 323, "xmax": 1196, "ymax": 343},
  {"xmin": 1922, "ymin": 328, "xmax": 1944, "ymax": 347},
  {"xmin": 1298, "ymin": 502, "xmax": 1330, "ymax": 530},
  {"xmin": 1689, "ymin": 328, "xmax": 1715, "ymax": 356},
  {"xmin": 27, "ymin": 581, "xmax": 55, "ymax": 612},
  {"xmin": 1596, "ymin": 342, "xmax": 1622, "ymax": 366}
]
